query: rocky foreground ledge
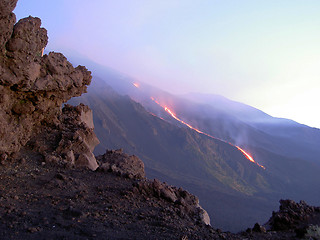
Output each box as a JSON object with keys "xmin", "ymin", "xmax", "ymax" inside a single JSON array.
[
  {"xmin": 1, "ymin": 155, "xmax": 320, "ymax": 240},
  {"xmin": 0, "ymin": 157, "xmax": 218, "ymax": 240}
]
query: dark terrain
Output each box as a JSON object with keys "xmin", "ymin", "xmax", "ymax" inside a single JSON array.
[
  {"xmin": 2, "ymin": 155, "xmax": 320, "ymax": 240},
  {"xmin": 0, "ymin": 156, "xmax": 218, "ymax": 240}
]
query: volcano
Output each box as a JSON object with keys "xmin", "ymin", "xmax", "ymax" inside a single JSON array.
[{"xmin": 68, "ymin": 58, "xmax": 320, "ymax": 232}]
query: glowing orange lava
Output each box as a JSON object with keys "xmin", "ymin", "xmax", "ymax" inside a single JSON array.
[
  {"xmin": 151, "ymin": 97, "xmax": 265, "ymax": 169},
  {"xmin": 133, "ymin": 82, "xmax": 140, "ymax": 88},
  {"xmin": 164, "ymin": 107, "xmax": 202, "ymax": 134},
  {"xmin": 236, "ymin": 146, "xmax": 265, "ymax": 169}
]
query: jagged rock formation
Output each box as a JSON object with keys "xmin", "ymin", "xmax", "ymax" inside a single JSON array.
[
  {"xmin": 0, "ymin": 0, "xmax": 18, "ymax": 55},
  {"xmin": 266, "ymin": 200, "xmax": 320, "ymax": 236},
  {"xmin": 241, "ymin": 200, "xmax": 320, "ymax": 239},
  {"xmin": 136, "ymin": 178, "xmax": 211, "ymax": 225},
  {"xmin": 96, "ymin": 149, "xmax": 211, "ymax": 225},
  {"xmin": 27, "ymin": 104, "xmax": 100, "ymax": 170},
  {"xmin": 97, "ymin": 149, "xmax": 145, "ymax": 179},
  {"xmin": 0, "ymin": 5, "xmax": 98, "ymax": 169}
]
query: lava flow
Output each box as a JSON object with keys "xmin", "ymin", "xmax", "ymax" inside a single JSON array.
[
  {"xmin": 133, "ymin": 82, "xmax": 140, "ymax": 88},
  {"xmin": 236, "ymin": 146, "xmax": 265, "ymax": 169},
  {"xmin": 151, "ymin": 97, "xmax": 265, "ymax": 169}
]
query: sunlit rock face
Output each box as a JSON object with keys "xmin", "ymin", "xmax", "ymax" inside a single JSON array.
[{"xmin": 0, "ymin": 5, "xmax": 99, "ymax": 170}]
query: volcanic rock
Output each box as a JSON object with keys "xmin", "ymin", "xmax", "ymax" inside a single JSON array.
[
  {"xmin": 241, "ymin": 200, "xmax": 320, "ymax": 239},
  {"xmin": 5, "ymin": 16, "xmax": 47, "ymax": 63},
  {"xmin": 27, "ymin": 103, "xmax": 100, "ymax": 170},
  {"xmin": 252, "ymin": 223, "xmax": 266, "ymax": 233},
  {"xmin": 136, "ymin": 179, "xmax": 211, "ymax": 225},
  {"xmin": 0, "ymin": 0, "xmax": 18, "ymax": 16},
  {"xmin": 265, "ymin": 199, "xmax": 320, "ymax": 232},
  {"xmin": 0, "ymin": 8, "xmax": 98, "ymax": 169},
  {"xmin": 97, "ymin": 149, "xmax": 145, "ymax": 179},
  {"xmin": 0, "ymin": 0, "xmax": 17, "ymax": 55}
]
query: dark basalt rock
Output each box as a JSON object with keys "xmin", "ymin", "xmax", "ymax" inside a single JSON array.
[
  {"xmin": 242, "ymin": 200, "xmax": 320, "ymax": 239},
  {"xmin": 266, "ymin": 199, "xmax": 320, "ymax": 232},
  {"xmin": 136, "ymin": 178, "xmax": 211, "ymax": 226}
]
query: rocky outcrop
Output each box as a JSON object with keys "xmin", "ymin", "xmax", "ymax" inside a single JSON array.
[
  {"xmin": 239, "ymin": 200, "xmax": 320, "ymax": 239},
  {"xmin": 265, "ymin": 199, "xmax": 320, "ymax": 232},
  {"xmin": 96, "ymin": 149, "xmax": 210, "ymax": 225},
  {"xmin": 0, "ymin": 0, "xmax": 17, "ymax": 55},
  {"xmin": 135, "ymin": 179, "xmax": 211, "ymax": 226},
  {"xmin": 97, "ymin": 149, "xmax": 145, "ymax": 179},
  {"xmin": 26, "ymin": 104, "xmax": 100, "ymax": 170},
  {"xmin": 0, "ymin": 5, "xmax": 98, "ymax": 169}
]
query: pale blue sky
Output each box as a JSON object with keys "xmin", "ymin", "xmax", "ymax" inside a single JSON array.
[{"xmin": 14, "ymin": 0, "xmax": 320, "ymax": 128}]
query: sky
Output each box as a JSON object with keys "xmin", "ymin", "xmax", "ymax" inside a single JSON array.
[{"xmin": 14, "ymin": 0, "xmax": 320, "ymax": 128}]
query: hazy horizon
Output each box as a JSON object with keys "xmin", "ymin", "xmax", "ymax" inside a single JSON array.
[{"xmin": 14, "ymin": 0, "xmax": 320, "ymax": 128}]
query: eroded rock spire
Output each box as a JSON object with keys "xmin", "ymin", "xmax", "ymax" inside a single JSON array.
[{"xmin": 0, "ymin": 3, "xmax": 99, "ymax": 170}]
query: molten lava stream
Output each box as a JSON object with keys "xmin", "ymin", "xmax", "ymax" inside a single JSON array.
[
  {"xmin": 236, "ymin": 146, "xmax": 265, "ymax": 169},
  {"xmin": 132, "ymin": 82, "xmax": 140, "ymax": 88},
  {"xmin": 150, "ymin": 97, "xmax": 265, "ymax": 169}
]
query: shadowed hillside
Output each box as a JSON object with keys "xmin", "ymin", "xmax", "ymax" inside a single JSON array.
[{"xmin": 69, "ymin": 77, "xmax": 320, "ymax": 232}]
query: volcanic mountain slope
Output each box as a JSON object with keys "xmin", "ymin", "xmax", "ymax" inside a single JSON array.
[
  {"xmin": 70, "ymin": 78, "xmax": 269, "ymax": 194},
  {"xmin": 67, "ymin": 57, "xmax": 320, "ymax": 167},
  {"xmin": 127, "ymin": 82, "xmax": 320, "ymax": 167},
  {"xmin": 69, "ymin": 76, "xmax": 320, "ymax": 232},
  {"xmin": 2, "ymin": 2, "xmax": 320, "ymax": 239},
  {"xmin": 179, "ymin": 92, "xmax": 320, "ymax": 165},
  {"xmin": 133, "ymin": 87, "xmax": 320, "ymax": 204},
  {"xmin": 131, "ymin": 87, "xmax": 320, "ymax": 204},
  {"xmin": 0, "ymin": 2, "xmax": 215, "ymax": 239}
]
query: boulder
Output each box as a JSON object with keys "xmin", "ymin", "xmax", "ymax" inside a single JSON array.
[
  {"xmin": 136, "ymin": 179, "xmax": 211, "ymax": 226},
  {"xmin": 265, "ymin": 199, "xmax": 320, "ymax": 231},
  {"xmin": 97, "ymin": 149, "xmax": 145, "ymax": 179},
  {"xmin": 6, "ymin": 16, "xmax": 48, "ymax": 58}
]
